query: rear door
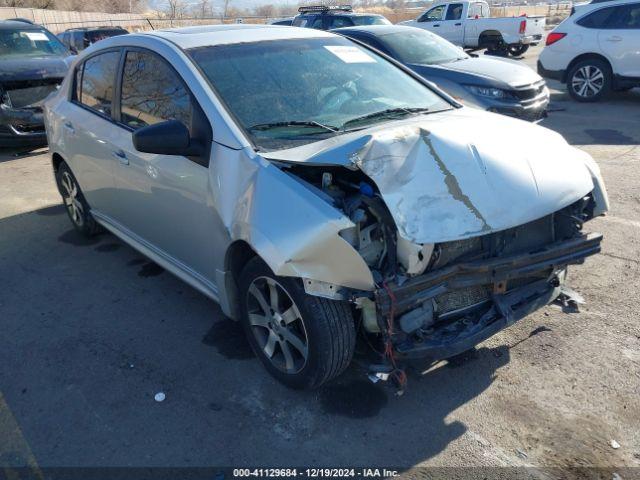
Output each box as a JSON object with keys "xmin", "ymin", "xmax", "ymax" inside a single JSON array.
[
  {"xmin": 62, "ymin": 49, "xmax": 122, "ymax": 217},
  {"xmin": 109, "ymin": 48, "xmax": 214, "ymax": 274},
  {"xmin": 597, "ymin": 3, "xmax": 640, "ymax": 77},
  {"xmin": 438, "ymin": 2, "xmax": 465, "ymax": 45}
]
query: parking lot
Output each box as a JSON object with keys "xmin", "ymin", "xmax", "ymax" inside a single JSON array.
[{"xmin": 1, "ymin": 43, "xmax": 639, "ymax": 475}]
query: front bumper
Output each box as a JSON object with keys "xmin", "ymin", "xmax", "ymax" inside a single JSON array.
[
  {"xmin": 375, "ymin": 232, "xmax": 603, "ymax": 360},
  {"xmin": 0, "ymin": 104, "xmax": 46, "ymax": 148},
  {"xmin": 481, "ymin": 83, "xmax": 550, "ymax": 122}
]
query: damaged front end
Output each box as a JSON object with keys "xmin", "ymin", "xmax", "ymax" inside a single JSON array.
[
  {"xmin": 265, "ymin": 113, "xmax": 608, "ymax": 379},
  {"xmin": 0, "ymin": 79, "xmax": 61, "ymax": 147},
  {"xmin": 374, "ymin": 202, "xmax": 602, "ymax": 360}
]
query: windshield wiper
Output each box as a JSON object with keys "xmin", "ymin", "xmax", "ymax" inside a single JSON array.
[
  {"xmin": 248, "ymin": 120, "xmax": 339, "ymax": 134},
  {"xmin": 341, "ymin": 107, "xmax": 431, "ymax": 130}
]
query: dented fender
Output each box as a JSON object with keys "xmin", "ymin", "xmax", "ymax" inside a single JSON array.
[{"xmin": 214, "ymin": 147, "xmax": 375, "ymax": 293}]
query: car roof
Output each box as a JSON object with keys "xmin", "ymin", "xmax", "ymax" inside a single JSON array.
[
  {"xmin": 301, "ymin": 11, "xmax": 384, "ymax": 16},
  {"xmin": 143, "ymin": 24, "xmax": 336, "ymax": 50},
  {"xmin": 573, "ymin": 0, "xmax": 637, "ymax": 12},
  {"xmin": 0, "ymin": 20, "xmax": 44, "ymax": 30},
  {"xmin": 64, "ymin": 26, "xmax": 126, "ymax": 32}
]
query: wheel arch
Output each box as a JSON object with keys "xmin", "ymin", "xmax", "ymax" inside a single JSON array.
[
  {"xmin": 52, "ymin": 151, "xmax": 65, "ymax": 173},
  {"xmin": 478, "ymin": 30, "xmax": 504, "ymax": 49},
  {"xmin": 220, "ymin": 240, "xmax": 259, "ymax": 320},
  {"xmin": 563, "ymin": 53, "xmax": 612, "ymax": 83}
]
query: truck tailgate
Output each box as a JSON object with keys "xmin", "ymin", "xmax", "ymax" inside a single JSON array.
[{"xmin": 525, "ymin": 15, "xmax": 546, "ymax": 37}]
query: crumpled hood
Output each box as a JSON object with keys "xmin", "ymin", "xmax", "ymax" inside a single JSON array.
[
  {"xmin": 0, "ymin": 56, "xmax": 70, "ymax": 84},
  {"xmin": 435, "ymin": 56, "xmax": 542, "ymax": 88},
  {"xmin": 263, "ymin": 108, "xmax": 605, "ymax": 244}
]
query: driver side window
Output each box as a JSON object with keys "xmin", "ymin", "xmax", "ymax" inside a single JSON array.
[
  {"xmin": 418, "ymin": 5, "xmax": 445, "ymax": 22},
  {"xmin": 119, "ymin": 50, "xmax": 192, "ymax": 131}
]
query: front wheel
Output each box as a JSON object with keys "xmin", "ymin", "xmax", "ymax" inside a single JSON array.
[
  {"xmin": 238, "ymin": 257, "xmax": 356, "ymax": 389},
  {"xmin": 507, "ymin": 44, "xmax": 529, "ymax": 56},
  {"xmin": 567, "ymin": 59, "xmax": 611, "ymax": 102}
]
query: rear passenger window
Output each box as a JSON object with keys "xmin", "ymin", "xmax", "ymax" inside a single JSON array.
[
  {"xmin": 615, "ymin": 4, "xmax": 640, "ymax": 29},
  {"xmin": 577, "ymin": 6, "xmax": 618, "ymax": 28},
  {"xmin": 446, "ymin": 3, "xmax": 464, "ymax": 20},
  {"xmin": 79, "ymin": 50, "xmax": 120, "ymax": 116},
  {"xmin": 309, "ymin": 16, "xmax": 324, "ymax": 29},
  {"xmin": 119, "ymin": 50, "xmax": 191, "ymax": 130}
]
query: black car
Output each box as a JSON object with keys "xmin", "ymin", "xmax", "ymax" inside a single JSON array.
[
  {"xmin": 292, "ymin": 5, "xmax": 390, "ymax": 30},
  {"xmin": 336, "ymin": 25, "xmax": 550, "ymax": 122},
  {"xmin": 58, "ymin": 26, "xmax": 128, "ymax": 53},
  {"xmin": 0, "ymin": 20, "xmax": 72, "ymax": 148}
]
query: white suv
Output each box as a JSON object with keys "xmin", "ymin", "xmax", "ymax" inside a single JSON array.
[{"xmin": 538, "ymin": 0, "xmax": 640, "ymax": 102}]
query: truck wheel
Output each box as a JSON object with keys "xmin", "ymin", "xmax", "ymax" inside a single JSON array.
[
  {"xmin": 485, "ymin": 45, "xmax": 508, "ymax": 57},
  {"xmin": 507, "ymin": 44, "xmax": 529, "ymax": 56},
  {"xmin": 238, "ymin": 257, "xmax": 356, "ymax": 390},
  {"xmin": 567, "ymin": 59, "xmax": 611, "ymax": 102},
  {"xmin": 55, "ymin": 161, "xmax": 102, "ymax": 237}
]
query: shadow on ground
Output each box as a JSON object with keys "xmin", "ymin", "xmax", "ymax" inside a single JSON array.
[{"xmin": 0, "ymin": 200, "xmax": 514, "ymax": 467}]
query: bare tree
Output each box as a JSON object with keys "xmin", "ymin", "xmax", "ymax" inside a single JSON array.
[
  {"xmin": 197, "ymin": 0, "xmax": 210, "ymax": 17},
  {"xmin": 254, "ymin": 4, "xmax": 274, "ymax": 17},
  {"xmin": 167, "ymin": 0, "xmax": 185, "ymax": 19}
]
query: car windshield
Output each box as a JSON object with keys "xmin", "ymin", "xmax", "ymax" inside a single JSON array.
[
  {"xmin": 380, "ymin": 28, "xmax": 468, "ymax": 65},
  {"xmin": 0, "ymin": 28, "xmax": 68, "ymax": 58},
  {"xmin": 351, "ymin": 15, "xmax": 391, "ymax": 26},
  {"xmin": 189, "ymin": 37, "xmax": 451, "ymax": 150}
]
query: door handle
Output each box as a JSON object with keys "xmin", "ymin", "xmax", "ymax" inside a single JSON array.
[
  {"xmin": 112, "ymin": 150, "xmax": 129, "ymax": 165},
  {"xmin": 606, "ymin": 36, "xmax": 622, "ymax": 42},
  {"xmin": 63, "ymin": 122, "xmax": 75, "ymax": 134},
  {"xmin": 433, "ymin": 23, "xmax": 440, "ymax": 27},
  {"xmin": 455, "ymin": 22, "xmax": 462, "ymax": 26}
]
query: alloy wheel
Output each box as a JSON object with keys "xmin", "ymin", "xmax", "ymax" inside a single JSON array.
[
  {"xmin": 245, "ymin": 276, "xmax": 309, "ymax": 374},
  {"xmin": 60, "ymin": 171, "xmax": 84, "ymax": 227},
  {"xmin": 571, "ymin": 65, "xmax": 604, "ymax": 98}
]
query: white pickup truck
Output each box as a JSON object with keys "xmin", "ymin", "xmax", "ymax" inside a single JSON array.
[{"xmin": 401, "ymin": 0, "xmax": 546, "ymax": 56}]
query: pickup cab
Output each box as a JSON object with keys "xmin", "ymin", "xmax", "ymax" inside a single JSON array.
[{"xmin": 401, "ymin": 0, "xmax": 546, "ymax": 56}]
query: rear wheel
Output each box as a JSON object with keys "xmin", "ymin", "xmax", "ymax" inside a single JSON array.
[
  {"xmin": 55, "ymin": 161, "xmax": 102, "ymax": 237},
  {"xmin": 238, "ymin": 257, "xmax": 356, "ymax": 389},
  {"xmin": 507, "ymin": 44, "xmax": 529, "ymax": 56},
  {"xmin": 567, "ymin": 59, "xmax": 611, "ymax": 102}
]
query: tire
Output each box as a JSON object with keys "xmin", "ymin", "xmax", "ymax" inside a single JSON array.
[
  {"xmin": 485, "ymin": 45, "xmax": 508, "ymax": 57},
  {"xmin": 507, "ymin": 44, "xmax": 529, "ymax": 56},
  {"xmin": 238, "ymin": 256, "xmax": 356, "ymax": 389},
  {"xmin": 55, "ymin": 161, "xmax": 102, "ymax": 237},
  {"xmin": 567, "ymin": 58, "xmax": 611, "ymax": 103}
]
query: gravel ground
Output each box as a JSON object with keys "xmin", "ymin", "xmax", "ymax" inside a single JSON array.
[{"xmin": 0, "ymin": 44, "xmax": 639, "ymax": 477}]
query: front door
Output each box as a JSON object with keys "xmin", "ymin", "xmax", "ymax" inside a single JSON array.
[{"xmin": 109, "ymin": 48, "xmax": 216, "ymax": 280}]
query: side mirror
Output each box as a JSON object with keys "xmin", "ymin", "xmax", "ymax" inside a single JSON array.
[
  {"xmin": 132, "ymin": 120, "xmax": 204, "ymax": 157},
  {"xmin": 69, "ymin": 46, "xmax": 78, "ymax": 54}
]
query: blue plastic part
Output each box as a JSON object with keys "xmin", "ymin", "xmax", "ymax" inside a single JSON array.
[{"xmin": 359, "ymin": 181, "xmax": 374, "ymax": 197}]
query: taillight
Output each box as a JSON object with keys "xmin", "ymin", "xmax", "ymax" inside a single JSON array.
[
  {"xmin": 519, "ymin": 19, "xmax": 526, "ymax": 34},
  {"xmin": 546, "ymin": 32, "xmax": 567, "ymax": 46}
]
